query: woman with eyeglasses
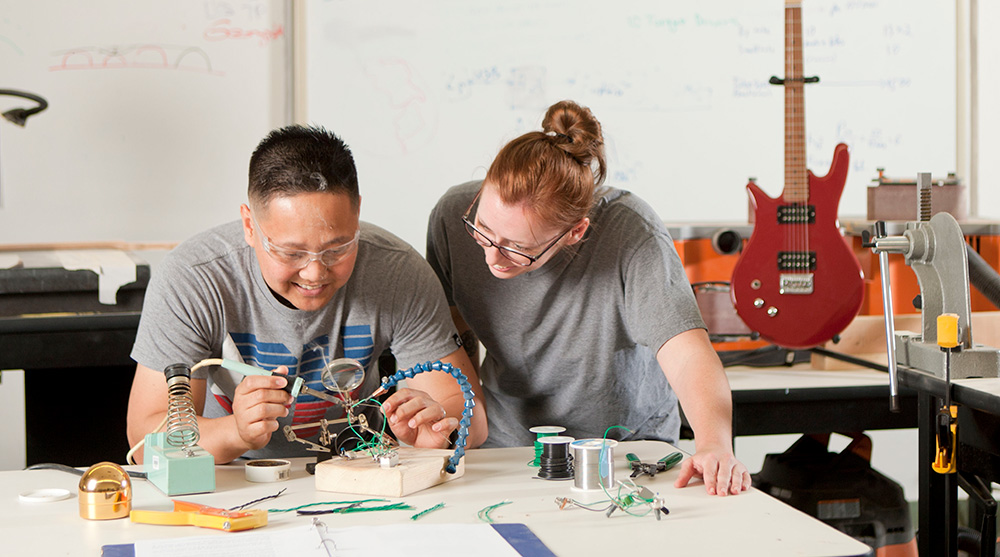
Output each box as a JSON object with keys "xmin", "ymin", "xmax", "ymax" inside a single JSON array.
[
  {"xmin": 427, "ymin": 100, "xmax": 749, "ymax": 496},
  {"xmin": 128, "ymin": 125, "xmax": 487, "ymax": 464}
]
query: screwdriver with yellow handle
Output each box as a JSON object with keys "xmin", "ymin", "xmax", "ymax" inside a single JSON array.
[
  {"xmin": 130, "ymin": 499, "xmax": 268, "ymax": 531},
  {"xmin": 932, "ymin": 313, "xmax": 959, "ymax": 474}
]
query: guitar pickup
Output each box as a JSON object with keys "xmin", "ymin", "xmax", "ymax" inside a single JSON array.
[
  {"xmin": 776, "ymin": 204, "xmax": 816, "ymax": 224},
  {"xmin": 779, "ymin": 273, "xmax": 814, "ymax": 294},
  {"xmin": 777, "ymin": 251, "xmax": 817, "ymax": 271}
]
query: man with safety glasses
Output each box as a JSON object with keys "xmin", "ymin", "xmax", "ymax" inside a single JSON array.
[{"xmin": 127, "ymin": 125, "xmax": 487, "ymax": 464}]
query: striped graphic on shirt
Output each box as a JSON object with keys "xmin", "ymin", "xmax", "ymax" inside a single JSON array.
[{"xmin": 342, "ymin": 324, "xmax": 374, "ymax": 368}]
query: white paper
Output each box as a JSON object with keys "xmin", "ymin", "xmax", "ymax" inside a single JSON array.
[
  {"xmin": 134, "ymin": 522, "xmax": 330, "ymax": 557},
  {"xmin": 0, "ymin": 254, "xmax": 21, "ymax": 269},
  {"xmin": 56, "ymin": 249, "xmax": 136, "ymax": 305},
  {"xmin": 132, "ymin": 521, "xmax": 524, "ymax": 557},
  {"xmin": 311, "ymin": 523, "xmax": 521, "ymax": 557}
]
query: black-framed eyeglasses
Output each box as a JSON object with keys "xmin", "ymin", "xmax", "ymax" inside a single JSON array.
[
  {"xmin": 251, "ymin": 211, "xmax": 360, "ymax": 269},
  {"xmin": 461, "ymin": 191, "xmax": 571, "ymax": 267}
]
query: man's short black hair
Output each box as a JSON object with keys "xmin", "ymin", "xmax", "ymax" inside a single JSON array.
[{"xmin": 248, "ymin": 125, "xmax": 359, "ymax": 209}]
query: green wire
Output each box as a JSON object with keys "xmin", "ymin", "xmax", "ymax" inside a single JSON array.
[
  {"xmin": 339, "ymin": 398, "xmax": 391, "ymax": 459},
  {"xmin": 596, "ymin": 425, "xmax": 659, "ymax": 518},
  {"xmin": 410, "ymin": 502, "xmax": 445, "ymax": 520},
  {"xmin": 353, "ymin": 400, "xmax": 381, "ymax": 442},
  {"xmin": 597, "ymin": 425, "xmax": 631, "ymax": 500},
  {"xmin": 477, "ymin": 500, "xmax": 512, "ymax": 523},
  {"xmin": 331, "ymin": 502, "xmax": 413, "ymax": 514}
]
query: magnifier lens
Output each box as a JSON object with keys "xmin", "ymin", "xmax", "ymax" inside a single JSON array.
[{"xmin": 321, "ymin": 358, "xmax": 365, "ymax": 392}]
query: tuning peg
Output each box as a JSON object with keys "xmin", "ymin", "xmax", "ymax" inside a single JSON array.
[{"xmin": 861, "ymin": 229, "xmax": 873, "ymax": 248}]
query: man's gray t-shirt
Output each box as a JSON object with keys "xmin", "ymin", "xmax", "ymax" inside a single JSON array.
[
  {"xmin": 427, "ymin": 181, "xmax": 705, "ymax": 447},
  {"xmin": 132, "ymin": 220, "xmax": 461, "ymax": 459}
]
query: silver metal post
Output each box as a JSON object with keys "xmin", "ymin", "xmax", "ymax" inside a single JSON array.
[
  {"xmin": 873, "ymin": 221, "xmax": 901, "ymax": 412},
  {"xmin": 879, "ymin": 248, "xmax": 900, "ymax": 412}
]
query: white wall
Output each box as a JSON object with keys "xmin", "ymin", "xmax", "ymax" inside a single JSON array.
[{"xmin": 0, "ymin": 371, "xmax": 26, "ymax": 471}]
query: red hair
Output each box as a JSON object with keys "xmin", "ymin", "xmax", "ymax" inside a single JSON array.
[{"xmin": 484, "ymin": 100, "xmax": 606, "ymax": 229}]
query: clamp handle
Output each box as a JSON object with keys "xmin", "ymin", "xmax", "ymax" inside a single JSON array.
[
  {"xmin": 871, "ymin": 221, "xmax": 901, "ymax": 412},
  {"xmin": 937, "ymin": 313, "xmax": 960, "ymax": 349}
]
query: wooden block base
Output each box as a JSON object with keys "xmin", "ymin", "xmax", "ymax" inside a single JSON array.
[{"xmin": 314, "ymin": 447, "xmax": 464, "ymax": 497}]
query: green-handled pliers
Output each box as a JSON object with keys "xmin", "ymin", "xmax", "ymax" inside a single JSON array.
[{"xmin": 626, "ymin": 451, "xmax": 683, "ymax": 478}]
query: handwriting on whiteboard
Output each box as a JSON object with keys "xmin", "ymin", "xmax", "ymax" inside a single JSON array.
[
  {"xmin": 203, "ymin": 18, "xmax": 284, "ymax": 46},
  {"xmin": 49, "ymin": 44, "xmax": 224, "ymax": 75},
  {"xmin": 0, "ymin": 34, "xmax": 24, "ymax": 56}
]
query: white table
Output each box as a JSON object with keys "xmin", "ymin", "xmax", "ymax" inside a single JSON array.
[{"xmin": 1, "ymin": 441, "xmax": 872, "ymax": 556}]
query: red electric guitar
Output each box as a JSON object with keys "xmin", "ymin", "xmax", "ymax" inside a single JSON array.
[{"xmin": 730, "ymin": 1, "xmax": 864, "ymax": 349}]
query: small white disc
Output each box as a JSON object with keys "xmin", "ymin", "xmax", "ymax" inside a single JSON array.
[{"xmin": 19, "ymin": 488, "xmax": 72, "ymax": 503}]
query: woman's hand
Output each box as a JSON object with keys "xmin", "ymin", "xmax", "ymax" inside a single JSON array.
[
  {"xmin": 674, "ymin": 444, "xmax": 752, "ymax": 496},
  {"xmin": 380, "ymin": 387, "xmax": 458, "ymax": 449}
]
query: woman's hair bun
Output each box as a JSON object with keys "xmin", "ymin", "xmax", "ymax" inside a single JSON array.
[{"xmin": 542, "ymin": 100, "xmax": 605, "ymax": 186}]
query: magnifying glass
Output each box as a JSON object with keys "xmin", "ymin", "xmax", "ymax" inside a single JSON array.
[{"xmin": 320, "ymin": 358, "xmax": 365, "ymax": 393}]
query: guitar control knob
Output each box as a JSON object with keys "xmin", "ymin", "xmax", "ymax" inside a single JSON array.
[
  {"xmin": 754, "ymin": 298, "xmax": 764, "ymax": 308},
  {"xmin": 767, "ymin": 306, "xmax": 778, "ymax": 317}
]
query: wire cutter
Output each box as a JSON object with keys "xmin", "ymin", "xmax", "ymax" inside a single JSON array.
[
  {"xmin": 130, "ymin": 500, "xmax": 268, "ymax": 531},
  {"xmin": 626, "ymin": 451, "xmax": 683, "ymax": 478}
]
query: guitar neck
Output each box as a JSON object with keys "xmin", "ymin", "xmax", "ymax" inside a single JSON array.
[{"xmin": 784, "ymin": 1, "xmax": 808, "ymax": 203}]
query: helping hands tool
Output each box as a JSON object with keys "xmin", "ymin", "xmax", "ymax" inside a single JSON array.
[
  {"xmin": 626, "ymin": 451, "xmax": 683, "ymax": 478},
  {"xmin": 219, "ymin": 358, "xmax": 388, "ymax": 457},
  {"xmin": 130, "ymin": 500, "xmax": 268, "ymax": 532}
]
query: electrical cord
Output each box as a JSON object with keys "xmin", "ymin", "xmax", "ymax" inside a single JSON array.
[
  {"xmin": 26, "ymin": 462, "xmax": 147, "ymax": 479},
  {"xmin": 0, "ymin": 89, "xmax": 49, "ymax": 126}
]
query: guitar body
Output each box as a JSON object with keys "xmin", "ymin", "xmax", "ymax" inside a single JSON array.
[{"xmin": 731, "ymin": 143, "xmax": 864, "ymax": 349}]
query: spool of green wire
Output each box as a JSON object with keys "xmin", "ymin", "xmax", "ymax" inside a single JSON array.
[{"xmin": 528, "ymin": 425, "xmax": 566, "ymax": 466}]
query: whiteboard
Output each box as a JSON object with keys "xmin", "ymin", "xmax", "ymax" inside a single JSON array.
[
  {"xmin": 305, "ymin": 0, "xmax": 956, "ymax": 252},
  {"xmin": 0, "ymin": 0, "xmax": 289, "ymax": 244},
  {"xmin": 977, "ymin": 0, "xmax": 1000, "ymax": 220}
]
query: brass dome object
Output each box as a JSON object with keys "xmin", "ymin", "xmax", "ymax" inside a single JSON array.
[{"xmin": 78, "ymin": 462, "xmax": 132, "ymax": 520}]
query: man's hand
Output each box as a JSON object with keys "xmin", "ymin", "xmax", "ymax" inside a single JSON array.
[
  {"xmin": 380, "ymin": 387, "xmax": 458, "ymax": 449},
  {"xmin": 674, "ymin": 445, "xmax": 752, "ymax": 496},
  {"xmin": 231, "ymin": 365, "xmax": 294, "ymax": 451}
]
